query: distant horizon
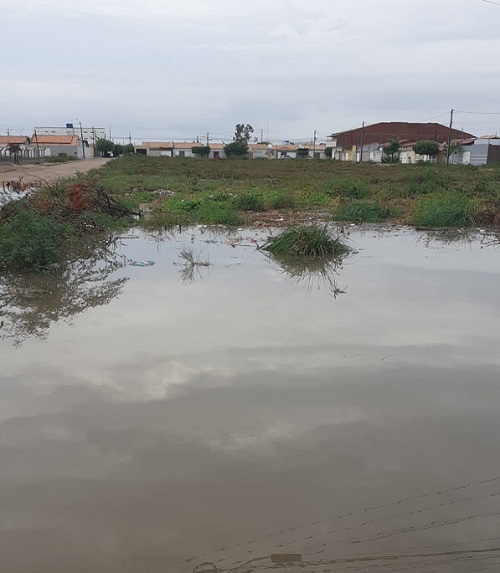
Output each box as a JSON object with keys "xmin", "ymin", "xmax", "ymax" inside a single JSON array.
[{"xmin": 1, "ymin": 118, "xmax": 496, "ymax": 147}]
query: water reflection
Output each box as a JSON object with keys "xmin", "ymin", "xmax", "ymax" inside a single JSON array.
[
  {"xmin": 265, "ymin": 251, "xmax": 347, "ymax": 297},
  {"xmin": 417, "ymin": 228, "xmax": 500, "ymax": 249},
  {"xmin": 0, "ymin": 236, "xmax": 128, "ymax": 346},
  {"xmin": 177, "ymin": 247, "xmax": 211, "ymax": 284},
  {"xmin": 1, "ymin": 228, "xmax": 500, "ymax": 573}
]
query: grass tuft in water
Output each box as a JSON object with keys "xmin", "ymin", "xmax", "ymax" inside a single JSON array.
[{"xmin": 262, "ymin": 224, "xmax": 349, "ymax": 258}]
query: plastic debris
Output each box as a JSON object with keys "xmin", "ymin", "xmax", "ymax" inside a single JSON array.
[
  {"xmin": 152, "ymin": 189, "xmax": 175, "ymax": 196},
  {"xmin": 131, "ymin": 260, "xmax": 155, "ymax": 267}
]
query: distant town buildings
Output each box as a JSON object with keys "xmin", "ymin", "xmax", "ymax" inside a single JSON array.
[{"xmin": 1, "ymin": 121, "xmax": 499, "ymax": 165}]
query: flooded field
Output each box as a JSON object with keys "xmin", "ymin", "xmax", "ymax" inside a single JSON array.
[{"xmin": 1, "ymin": 225, "xmax": 500, "ymax": 573}]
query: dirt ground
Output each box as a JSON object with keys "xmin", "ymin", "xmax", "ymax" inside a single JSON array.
[{"xmin": 0, "ymin": 158, "xmax": 109, "ymax": 186}]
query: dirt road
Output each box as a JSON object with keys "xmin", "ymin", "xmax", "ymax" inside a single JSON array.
[{"xmin": 0, "ymin": 158, "xmax": 109, "ymax": 186}]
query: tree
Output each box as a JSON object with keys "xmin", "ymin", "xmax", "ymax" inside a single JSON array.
[
  {"xmin": 113, "ymin": 143, "xmax": 124, "ymax": 156},
  {"xmin": 123, "ymin": 143, "xmax": 135, "ymax": 155},
  {"xmin": 325, "ymin": 147, "xmax": 333, "ymax": 159},
  {"xmin": 413, "ymin": 140, "xmax": 439, "ymax": 158},
  {"xmin": 96, "ymin": 138, "xmax": 114, "ymax": 157},
  {"xmin": 223, "ymin": 141, "xmax": 249, "ymax": 158},
  {"xmin": 224, "ymin": 123, "xmax": 254, "ymax": 158},
  {"xmin": 7, "ymin": 143, "xmax": 21, "ymax": 164},
  {"xmin": 382, "ymin": 138, "xmax": 400, "ymax": 163},
  {"xmin": 297, "ymin": 148, "xmax": 310, "ymax": 158},
  {"xmin": 234, "ymin": 123, "xmax": 254, "ymax": 143},
  {"xmin": 192, "ymin": 145, "xmax": 211, "ymax": 158}
]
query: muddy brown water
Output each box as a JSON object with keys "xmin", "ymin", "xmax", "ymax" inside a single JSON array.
[{"xmin": 1, "ymin": 226, "xmax": 500, "ymax": 573}]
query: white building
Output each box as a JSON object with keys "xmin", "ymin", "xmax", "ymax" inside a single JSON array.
[{"xmin": 34, "ymin": 125, "xmax": 107, "ymax": 146}]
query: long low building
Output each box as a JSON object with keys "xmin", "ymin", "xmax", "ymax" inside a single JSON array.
[
  {"xmin": 327, "ymin": 122, "xmax": 475, "ymax": 163},
  {"xmin": 0, "ymin": 134, "xmax": 91, "ymax": 161},
  {"xmin": 135, "ymin": 141, "xmax": 326, "ymax": 160}
]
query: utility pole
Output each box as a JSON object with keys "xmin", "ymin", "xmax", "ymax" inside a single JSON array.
[
  {"xmin": 129, "ymin": 131, "xmax": 132, "ymax": 144},
  {"xmin": 359, "ymin": 121, "xmax": 365, "ymax": 163},
  {"xmin": 109, "ymin": 126, "xmax": 112, "ymax": 141},
  {"xmin": 260, "ymin": 129, "xmax": 264, "ymax": 143},
  {"xmin": 79, "ymin": 121, "xmax": 86, "ymax": 159},
  {"xmin": 91, "ymin": 127, "xmax": 96, "ymax": 158},
  {"xmin": 206, "ymin": 132, "xmax": 210, "ymax": 146},
  {"xmin": 446, "ymin": 109, "xmax": 454, "ymax": 166},
  {"xmin": 313, "ymin": 130, "xmax": 317, "ymax": 158},
  {"xmin": 34, "ymin": 129, "xmax": 41, "ymax": 164}
]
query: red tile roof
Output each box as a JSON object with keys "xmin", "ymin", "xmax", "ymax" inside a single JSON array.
[
  {"xmin": 32, "ymin": 135, "xmax": 79, "ymax": 145},
  {"xmin": 0, "ymin": 136, "xmax": 28, "ymax": 145}
]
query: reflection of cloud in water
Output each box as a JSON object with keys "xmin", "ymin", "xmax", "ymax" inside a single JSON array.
[{"xmin": 0, "ymin": 236, "xmax": 128, "ymax": 346}]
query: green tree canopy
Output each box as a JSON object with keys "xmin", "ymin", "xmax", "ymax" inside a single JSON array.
[
  {"xmin": 234, "ymin": 123, "xmax": 254, "ymax": 143},
  {"xmin": 224, "ymin": 141, "xmax": 249, "ymax": 158},
  {"xmin": 96, "ymin": 138, "xmax": 114, "ymax": 156},
  {"xmin": 413, "ymin": 140, "xmax": 439, "ymax": 157},
  {"xmin": 192, "ymin": 145, "xmax": 211, "ymax": 157},
  {"xmin": 382, "ymin": 138, "xmax": 400, "ymax": 163},
  {"xmin": 123, "ymin": 144, "xmax": 135, "ymax": 154}
]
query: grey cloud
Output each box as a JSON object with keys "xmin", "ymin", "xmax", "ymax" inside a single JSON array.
[{"xmin": 1, "ymin": 0, "xmax": 500, "ymax": 137}]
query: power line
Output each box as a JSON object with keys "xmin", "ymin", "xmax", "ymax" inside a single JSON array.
[
  {"xmin": 455, "ymin": 109, "xmax": 500, "ymax": 115},
  {"xmin": 479, "ymin": 0, "xmax": 500, "ymax": 6}
]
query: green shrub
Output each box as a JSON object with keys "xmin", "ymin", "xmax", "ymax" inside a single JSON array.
[
  {"xmin": 333, "ymin": 202, "xmax": 394, "ymax": 223},
  {"xmin": 44, "ymin": 154, "xmax": 78, "ymax": 163},
  {"xmin": 413, "ymin": 194, "xmax": 474, "ymax": 227},
  {"xmin": 0, "ymin": 207, "xmax": 71, "ymax": 270},
  {"xmin": 262, "ymin": 224, "xmax": 349, "ymax": 258}
]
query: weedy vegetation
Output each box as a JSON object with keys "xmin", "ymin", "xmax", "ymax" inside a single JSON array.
[
  {"xmin": 261, "ymin": 224, "xmax": 350, "ymax": 258},
  {"xmin": 261, "ymin": 224, "xmax": 350, "ymax": 297},
  {"xmin": 2, "ymin": 155, "xmax": 500, "ymax": 272}
]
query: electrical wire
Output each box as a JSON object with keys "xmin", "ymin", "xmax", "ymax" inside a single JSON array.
[
  {"xmin": 479, "ymin": 0, "xmax": 500, "ymax": 6},
  {"xmin": 455, "ymin": 110, "xmax": 500, "ymax": 115}
]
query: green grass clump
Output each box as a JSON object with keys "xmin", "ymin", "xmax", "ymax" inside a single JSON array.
[
  {"xmin": 333, "ymin": 202, "xmax": 394, "ymax": 223},
  {"xmin": 413, "ymin": 194, "xmax": 474, "ymax": 227},
  {"xmin": 44, "ymin": 155, "xmax": 78, "ymax": 163},
  {"xmin": 262, "ymin": 224, "xmax": 349, "ymax": 258},
  {"xmin": 404, "ymin": 168, "xmax": 446, "ymax": 196},
  {"xmin": 269, "ymin": 192, "xmax": 296, "ymax": 209},
  {"xmin": 326, "ymin": 178, "xmax": 369, "ymax": 199},
  {"xmin": 0, "ymin": 206, "xmax": 71, "ymax": 270},
  {"xmin": 197, "ymin": 204, "xmax": 243, "ymax": 226},
  {"xmin": 233, "ymin": 193, "xmax": 266, "ymax": 211}
]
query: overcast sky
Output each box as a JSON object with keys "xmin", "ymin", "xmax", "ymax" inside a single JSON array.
[{"xmin": 1, "ymin": 0, "xmax": 500, "ymax": 143}]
